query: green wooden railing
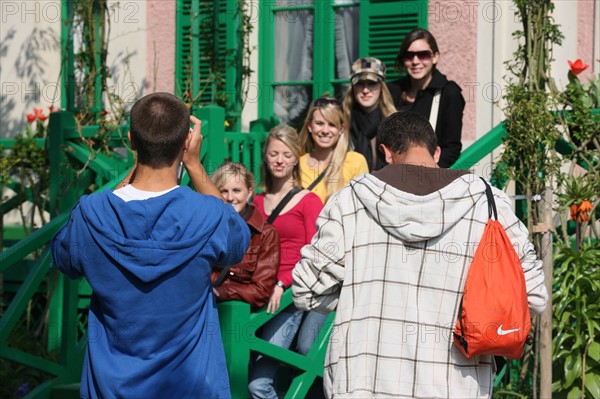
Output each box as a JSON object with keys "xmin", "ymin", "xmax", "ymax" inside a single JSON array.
[
  {"xmin": 0, "ymin": 105, "xmax": 271, "ymax": 398},
  {"xmin": 3, "ymin": 106, "xmax": 597, "ymax": 398},
  {"xmin": 0, "ymin": 105, "xmax": 502, "ymax": 398}
]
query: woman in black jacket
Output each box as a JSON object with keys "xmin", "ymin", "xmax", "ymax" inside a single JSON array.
[{"xmin": 388, "ymin": 29, "xmax": 465, "ymax": 168}]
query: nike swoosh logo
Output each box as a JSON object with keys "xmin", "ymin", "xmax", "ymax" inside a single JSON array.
[{"xmin": 497, "ymin": 325, "xmax": 520, "ymax": 336}]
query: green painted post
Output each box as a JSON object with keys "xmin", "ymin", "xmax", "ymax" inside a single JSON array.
[
  {"xmin": 61, "ymin": 0, "xmax": 75, "ymax": 111},
  {"xmin": 48, "ymin": 111, "xmax": 77, "ymax": 216},
  {"xmin": 258, "ymin": 2, "xmax": 275, "ymax": 119},
  {"xmin": 313, "ymin": 1, "xmax": 334, "ymax": 96},
  {"xmin": 218, "ymin": 301, "xmax": 252, "ymax": 399},
  {"xmin": 47, "ymin": 111, "xmax": 81, "ymax": 359},
  {"xmin": 61, "ymin": 274, "xmax": 83, "ymax": 383},
  {"xmin": 197, "ymin": 105, "xmax": 226, "ymax": 174},
  {"xmin": 48, "ymin": 270, "xmax": 64, "ymax": 352}
]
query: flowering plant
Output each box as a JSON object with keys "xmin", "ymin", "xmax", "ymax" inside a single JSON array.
[
  {"xmin": 555, "ymin": 60, "xmax": 599, "ymax": 243},
  {"xmin": 565, "ymin": 59, "xmax": 599, "ymax": 109},
  {"xmin": 561, "ymin": 60, "xmax": 600, "ymax": 151},
  {"xmin": 0, "ymin": 106, "xmax": 57, "ymax": 230},
  {"xmin": 556, "ymin": 175, "xmax": 595, "ymax": 222},
  {"xmin": 24, "ymin": 106, "xmax": 58, "ymax": 139}
]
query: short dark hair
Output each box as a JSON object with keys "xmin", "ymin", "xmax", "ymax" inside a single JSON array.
[
  {"xmin": 395, "ymin": 28, "xmax": 440, "ymax": 72},
  {"xmin": 377, "ymin": 111, "xmax": 437, "ymax": 156},
  {"xmin": 129, "ymin": 92, "xmax": 190, "ymax": 168}
]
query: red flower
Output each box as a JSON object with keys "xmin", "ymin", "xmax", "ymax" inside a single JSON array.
[
  {"xmin": 49, "ymin": 105, "xmax": 58, "ymax": 113},
  {"xmin": 33, "ymin": 107, "xmax": 47, "ymax": 121},
  {"xmin": 26, "ymin": 113, "xmax": 36, "ymax": 123},
  {"xmin": 568, "ymin": 59, "xmax": 590, "ymax": 75}
]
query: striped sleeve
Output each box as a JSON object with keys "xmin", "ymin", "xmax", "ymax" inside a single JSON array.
[{"xmin": 292, "ymin": 195, "xmax": 345, "ymax": 313}]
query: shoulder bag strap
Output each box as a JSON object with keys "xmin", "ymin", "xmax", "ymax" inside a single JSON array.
[
  {"xmin": 266, "ymin": 187, "xmax": 302, "ymax": 224},
  {"xmin": 213, "ymin": 267, "xmax": 230, "ymax": 287},
  {"xmin": 306, "ymin": 164, "xmax": 331, "ymax": 191},
  {"xmin": 479, "ymin": 177, "xmax": 498, "ymax": 220},
  {"xmin": 429, "ymin": 89, "xmax": 442, "ymax": 131}
]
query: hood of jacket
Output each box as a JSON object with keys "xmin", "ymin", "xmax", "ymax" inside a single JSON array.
[
  {"xmin": 350, "ymin": 164, "xmax": 484, "ymax": 242},
  {"xmin": 76, "ymin": 186, "xmax": 236, "ymax": 283}
]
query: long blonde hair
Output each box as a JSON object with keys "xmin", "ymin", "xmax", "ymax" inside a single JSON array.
[
  {"xmin": 342, "ymin": 81, "xmax": 397, "ymax": 126},
  {"xmin": 260, "ymin": 124, "xmax": 302, "ymax": 192},
  {"xmin": 299, "ymin": 99, "xmax": 348, "ymax": 199}
]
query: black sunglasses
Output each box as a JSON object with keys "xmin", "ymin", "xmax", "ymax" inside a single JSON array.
[
  {"xmin": 403, "ymin": 50, "xmax": 433, "ymax": 62},
  {"xmin": 353, "ymin": 80, "xmax": 381, "ymax": 89},
  {"xmin": 313, "ymin": 97, "xmax": 341, "ymax": 107}
]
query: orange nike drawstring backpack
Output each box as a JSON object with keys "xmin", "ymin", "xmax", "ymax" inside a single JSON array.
[{"xmin": 453, "ymin": 178, "xmax": 531, "ymax": 359}]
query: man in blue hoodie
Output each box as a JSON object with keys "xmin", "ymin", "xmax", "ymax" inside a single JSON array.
[{"xmin": 52, "ymin": 92, "xmax": 250, "ymax": 398}]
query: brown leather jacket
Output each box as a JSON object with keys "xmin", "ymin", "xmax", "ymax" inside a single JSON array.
[{"xmin": 211, "ymin": 204, "xmax": 280, "ymax": 308}]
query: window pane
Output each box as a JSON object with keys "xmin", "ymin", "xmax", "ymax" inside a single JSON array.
[
  {"xmin": 274, "ymin": 85, "xmax": 313, "ymax": 130},
  {"xmin": 335, "ymin": 4, "xmax": 359, "ymax": 81},
  {"xmin": 332, "ymin": 83, "xmax": 350, "ymax": 103},
  {"xmin": 274, "ymin": 1, "xmax": 314, "ymax": 124}
]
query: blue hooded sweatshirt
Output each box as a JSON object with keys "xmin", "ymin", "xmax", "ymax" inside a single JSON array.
[{"xmin": 52, "ymin": 186, "xmax": 250, "ymax": 398}]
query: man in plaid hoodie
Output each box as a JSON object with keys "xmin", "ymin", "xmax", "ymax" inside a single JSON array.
[{"xmin": 292, "ymin": 111, "xmax": 548, "ymax": 398}]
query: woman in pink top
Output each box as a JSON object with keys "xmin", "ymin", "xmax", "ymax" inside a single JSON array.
[{"xmin": 249, "ymin": 124, "xmax": 323, "ymax": 399}]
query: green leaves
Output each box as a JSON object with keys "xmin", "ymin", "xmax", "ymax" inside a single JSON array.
[
  {"xmin": 497, "ymin": 2, "xmax": 598, "ymax": 397},
  {"xmin": 556, "ymin": 175, "xmax": 596, "ymax": 207},
  {"xmin": 553, "ymin": 243, "xmax": 600, "ymax": 397},
  {"xmin": 586, "ymin": 372, "xmax": 600, "ymax": 399}
]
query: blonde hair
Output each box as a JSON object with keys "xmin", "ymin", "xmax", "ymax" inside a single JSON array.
[
  {"xmin": 299, "ymin": 100, "xmax": 349, "ymax": 199},
  {"xmin": 210, "ymin": 162, "xmax": 255, "ymax": 192},
  {"xmin": 260, "ymin": 124, "xmax": 302, "ymax": 192},
  {"xmin": 342, "ymin": 81, "xmax": 397, "ymax": 124}
]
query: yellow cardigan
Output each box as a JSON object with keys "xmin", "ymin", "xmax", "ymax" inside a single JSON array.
[{"xmin": 300, "ymin": 151, "xmax": 368, "ymax": 203}]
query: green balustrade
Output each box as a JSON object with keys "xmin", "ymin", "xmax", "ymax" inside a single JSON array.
[
  {"xmin": 4, "ymin": 105, "xmax": 598, "ymax": 398},
  {"xmin": 217, "ymin": 292, "xmax": 335, "ymax": 399}
]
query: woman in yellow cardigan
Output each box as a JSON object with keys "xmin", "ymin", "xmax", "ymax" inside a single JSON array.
[{"xmin": 299, "ymin": 97, "xmax": 368, "ymax": 204}]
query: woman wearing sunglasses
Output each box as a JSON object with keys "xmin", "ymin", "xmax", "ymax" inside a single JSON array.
[
  {"xmin": 299, "ymin": 97, "xmax": 368, "ymax": 204},
  {"xmin": 342, "ymin": 57, "xmax": 397, "ymax": 171},
  {"xmin": 388, "ymin": 28, "xmax": 465, "ymax": 168}
]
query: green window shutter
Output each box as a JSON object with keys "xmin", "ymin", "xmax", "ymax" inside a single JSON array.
[
  {"xmin": 176, "ymin": 0, "xmax": 241, "ymax": 127},
  {"xmin": 175, "ymin": 0, "xmax": 196, "ymax": 101},
  {"xmin": 257, "ymin": 0, "xmax": 428, "ymax": 119},
  {"xmin": 359, "ymin": 0, "xmax": 428, "ymax": 80}
]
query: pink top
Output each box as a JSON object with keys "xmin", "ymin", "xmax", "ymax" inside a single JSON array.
[{"xmin": 253, "ymin": 192, "xmax": 323, "ymax": 288}]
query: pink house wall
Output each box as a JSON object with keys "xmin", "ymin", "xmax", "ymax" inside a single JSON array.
[
  {"xmin": 578, "ymin": 0, "xmax": 596, "ymax": 80},
  {"xmin": 429, "ymin": 0, "xmax": 477, "ymax": 141},
  {"xmin": 146, "ymin": 1, "xmax": 176, "ymax": 93}
]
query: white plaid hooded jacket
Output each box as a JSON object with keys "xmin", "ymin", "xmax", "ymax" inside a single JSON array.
[{"xmin": 292, "ymin": 167, "xmax": 548, "ymax": 398}]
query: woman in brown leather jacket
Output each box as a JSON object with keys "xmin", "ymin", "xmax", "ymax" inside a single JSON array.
[{"xmin": 210, "ymin": 162, "xmax": 280, "ymax": 308}]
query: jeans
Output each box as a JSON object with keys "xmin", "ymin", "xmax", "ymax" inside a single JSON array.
[
  {"xmin": 248, "ymin": 306, "xmax": 329, "ymax": 399},
  {"xmin": 296, "ymin": 310, "xmax": 328, "ymax": 355},
  {"xmin": 248, "ymin": 305, "xmax": 303, "ymax": 399}
]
